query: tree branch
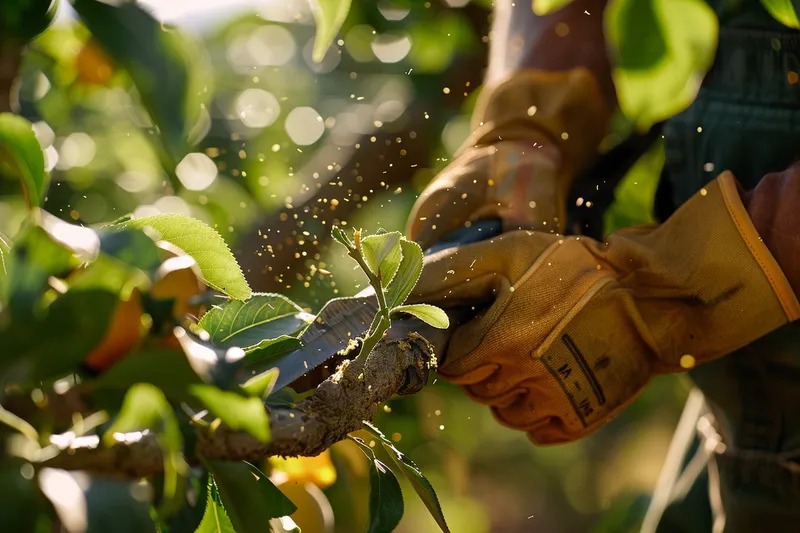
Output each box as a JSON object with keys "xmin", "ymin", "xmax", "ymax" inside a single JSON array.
[{"xmin": 37, "ymin": 335, "xmax": 435, "ymax": 478}]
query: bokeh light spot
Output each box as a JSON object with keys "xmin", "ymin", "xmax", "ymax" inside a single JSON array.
[
  {"xmin": 249, "ymin": 25, "xmax": 297, "ymax": 66},
  {"xmin": 117, "ymin": 171, "xmax": 156, "ymax": 193},
  {"xmin": 371, "ymin": 34, "xmax": 412, "ymax": 63},
  {"xmin": 57, "ymin": 133, "xmax": 96, "ymax": 170},
  {"xmin": 176, "ymin": 152, "xmax": 218, "ymax": 191},
  {"xmin": 236, "ymin": 88, "xmax": 280, "ymax": 128},
  {"xmin": 285, "ymin": 107, "xmax": 325, "ymax": 146}
]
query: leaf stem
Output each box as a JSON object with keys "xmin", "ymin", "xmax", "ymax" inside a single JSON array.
[
  {"xmin": 346, "ymin": 247, "xmax": 389, "ymax": 316},
  {"xmin": 342, "ymin": 232, "xmax": 392, "ymax": 360},
  {"xmin": 0, "ymin": 404, "xmax": 39, "ymax": 442}
]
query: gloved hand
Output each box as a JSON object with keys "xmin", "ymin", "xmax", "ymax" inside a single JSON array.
[
  {"xmin": 410, "ymin": 172, "xmax": 800, "ymax": 445},
  {"xmin": 407, "ymin": 68, "xmax": 611, "ymax": 249}
]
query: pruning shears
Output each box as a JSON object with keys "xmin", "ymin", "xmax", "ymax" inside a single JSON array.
[
  {"xmin": 268, "ymin": 220, "xmax": 503, "ymax": 393},
  {"xmin": 266, "ymin": 117, "xmax": 663, "ymax": 393}
]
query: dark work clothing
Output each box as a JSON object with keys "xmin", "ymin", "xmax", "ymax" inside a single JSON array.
[{"xmin": 649, "ymin": 1, "xmax": 800, "ymax": 531}]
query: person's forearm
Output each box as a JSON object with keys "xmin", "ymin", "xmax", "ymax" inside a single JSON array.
[{"xmin": 487, "ymin": 0, "xmax": 615, "ymax": 105}]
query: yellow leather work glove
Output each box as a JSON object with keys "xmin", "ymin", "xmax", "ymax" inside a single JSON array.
[
  {"xmin": 410, "ymin": 173, "xmax": 800, "ymax": 445},
  {"xmin": 407, "ymin": 69, "xmax": 611, "ymax": 249}
]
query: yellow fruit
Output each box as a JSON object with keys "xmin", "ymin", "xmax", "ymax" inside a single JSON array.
[
  {"xmin": 271, "ymin": 450, "xmax": 337, "ymax": 490},
  {"xmin": 75, "ymin": 39, "xmax": 115, "ymax": 86},
  {"xmin": 84, "ymin": 290, "xmax": 144, "ymax": 372},
  {"xmin": 275, "ymin": 480, "xmax": 334, "ymax": 533}
]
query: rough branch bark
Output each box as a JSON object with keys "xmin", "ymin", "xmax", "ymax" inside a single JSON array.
[{"xmin": 38, "ymin": 335, "xmax": 435, "ymax": 478}]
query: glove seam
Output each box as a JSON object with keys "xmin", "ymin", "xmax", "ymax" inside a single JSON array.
[
  {"xmin": 532, "ymin": 275, "xmax": 615, "ymax": 359},
  {"xmin": 512, "ymin": 235, "xmax": 565, "ymax": 291}
]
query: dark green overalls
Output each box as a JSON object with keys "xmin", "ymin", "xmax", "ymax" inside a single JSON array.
[{"xmin": 644, "ymin": 1, "xmax": 800, "ymax": 531}]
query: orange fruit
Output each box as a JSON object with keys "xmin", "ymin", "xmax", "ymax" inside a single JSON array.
[
  {"xmin": 151, "ymin": 255, "xmax": 205, "ymax": 320},
  {"xmin": 148, "ymin": 242, "xmax": 206, "ymax": 350},
  {"xmin": 271, "ymin": 450, "xmax": 338, "ymax": 490},
  {"xmin": 83, "ymin": 290, "xmax": 144, "ymax": 372},
  {"xmin": 75, "ymin": 39, "xmax": 115, "ymax": 86}
]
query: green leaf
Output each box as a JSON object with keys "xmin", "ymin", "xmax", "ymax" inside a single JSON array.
[
  {"xmin": 330, "ymin": 226, "xmax": 352, "ymax": 248},
  {"xmin": 364, "ymin": 423, "xmax": 450, "ymax": 533},
  {"xmin": 198, "ymin": 293, "xmax": 310, "ymax": 349},
  {"xmin": 761, "ymin": 0, "xmax": 800, "ymax": 28},
  {"xmin": 241, "ymin": 368, "xmax": 280, "ymax": 398},
  {"xmin": 0, "ymin": 288, "xmax": 117, "ymax": 382},
  {"xmin": 1, "ymin": 224, "xmax": 76, "ymax": 316},
  {"xmin": 0, "ymin": 231, "xmax": 10, "ymax": 299},
  {"xmin": 84, "ymin": 478, "xmax": 157, "ymax": 533},
  {"xmin": 385, "ymin": 239, "xmax": 423, "ymax": 308},
  {"xmin": 196, "ymin": 480, "xmax": 236, "ymax": 533},
  {"xmin": 69, "ymin": 227, "xmax": 159, "ymax": 296},
  {"xmin": 0, "ymin": 0, "xmax": 60, "ymax": 41},
  {"xmin": 368, "ymin": 460, "xmax": 404, "ymax": 533},
  {"xmin": 67, "ymin": 255, "xmax": 149, "ymax": 297},
  {"xmin": 107, "ymin": 385, "xmax": 172, "ymax": 431},
  {"xmin": 361, "ymin": 232, "xmax": 403, "ymax": 286},
  {"xmin": 605, "ymin": 0, "xmax": 718, "ymax": 131},
  {"xmin": 119, "ymin": 214, "xmax": 251, "ymax": 300},
  {"xmin": 206, "ymin": 460, "xmax": 298, "ymax": 533},
  {"xmin": 189, "ymin": 385, "xmax": 270, "ymax": 442},
  {"xmin": 603, "ymin": 139, "xmax": 663, "ymax": 233},
  {"xmin": 532, "ymin": 0, "xmax": 575, "ymax": 15},
  {"xmin": 390, "ymin": 304, "xmax": 449, "ymax": 329},
  {"xmin": 92, "ymin": 349, "xmax": 203, "ymax": 400},
  {"xmin": 241, "ymin": 335, "xmax": 301, "ymax": 368},
  {"xmin": 350, "ymin": 437, "xmax": 405, "ymax": 533},
  {"xmin": 30, "ymin": 289, "xmax": 117, "ymax": 380},
  {"xmin": 173, "ymin": 326, "xmax": 240, "ymax": 388},
  {"xmin": 0, "ymin": 460, "xmax": 44, "ymax": 532},
  {"xmin": 71, "ymin": 0, "xmax": 196, "ymax": 163},
  {"xmin": 0, "ymin": 113, "xmax": 47, "ymax": 209},
  {"xmin": 98, "ymin": 228, "xmax": 163, "ymax": 274},
  {"xmin": 310, "ymin": 0, "xmax": 353, "ymax": 62},
  {"xmin": 165, "ymin": 470, "xmax": 209, "ymax": 533},
  {"xmin": 103, "ymin": 384, "xmax": 186, "ymax": 502}
]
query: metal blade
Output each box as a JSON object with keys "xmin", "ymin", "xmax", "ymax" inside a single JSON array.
[
  {"xmin": 270, "ymin": 294, "xmax": 378, "ymax": 392},
  {"xmin": 270, "ymin": 219, "xmax": 504, "ymax": 392},
  {"xmin": 270, "ymin": 298, "xmax": 461, "ymax": 393}
]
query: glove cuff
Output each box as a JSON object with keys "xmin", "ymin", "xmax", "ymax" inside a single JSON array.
[
  {"xmin": 528, "ymin": 172, "xmax": 800, "ymax": 443},
  {"xmin": 716, "ymin": 171, "xmax": 800, "ymax": 321}
]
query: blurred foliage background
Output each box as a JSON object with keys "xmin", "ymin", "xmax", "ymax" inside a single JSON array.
[{"xmin": 1, "ymin": 0, "xmax": 690, "ymax": 531}]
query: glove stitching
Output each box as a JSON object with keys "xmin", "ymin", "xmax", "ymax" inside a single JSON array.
[
  {"xmin": 511, "ymin": 235, "xmax": 564, "ymax": 291},
  {"xmin": 533, "ymin": 275, "xmax": 615, "ymax": 359}
]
